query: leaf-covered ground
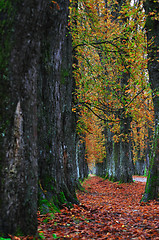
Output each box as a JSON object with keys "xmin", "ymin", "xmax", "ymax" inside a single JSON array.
[{"xmin": 38, "ymin": 176, "xmax": 159, "ymax": 240}]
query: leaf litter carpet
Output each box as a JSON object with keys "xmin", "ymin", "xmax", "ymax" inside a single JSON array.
[{"xmin": 38, "ymin": 176, "xmax": 159, "ymax": 239}]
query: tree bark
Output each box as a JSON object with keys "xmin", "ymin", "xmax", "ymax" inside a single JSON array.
[
  {"xmin": 0, "ymin": 0, "xmax": 44, "ymax": 236},
  {"xmin": 142, "ymin": 0, "xmax": 159, "ymax": 201},
  {"xmin": 119, "ymin": 113, "xmax": 133, "ymax": 183},
  {"xmin": 38, "ymin": 0, "xmax": 79, "ymax": 212},
  {"xmin": 104, "ymin": 128, "xmax": 119, "ymax": 181},
  {"xmin": 0, "ymin": 0, "xmax": 80, "ymax": 236},
  {"xmin": 76, "ymin": 137, "xmax": 88, "ymax": 181}
]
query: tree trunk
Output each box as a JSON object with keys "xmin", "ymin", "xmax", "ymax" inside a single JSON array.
[
  {"xmin": 96, "ymin": 161, "xmax": 106, "ymax": 177},
  {"xmin": 135, "ymin": 157, "xmax": 146, "ymax": 176},
  {"xmin": 119, "ymin": 114, "xmax": 133, "ymax": 183},
  {"xmin": 134, "ymin": 128, "xmax": 147, "ymax": 176},
  {"xmin": 0, "ymin": 0, "xmax": 43, "ymax": 236},
  {"xmin": 102, "ymin": 0, "xmax": 133, "ymax": 183},
  {"xmin": 38, "ymin": 0, "xmax": 79, "ymax": 212},
  {"xmin": 0, "ymin": 0, "xmax": 80, "ymax": 236},
  {"xmin": 142, "ymin": 0, "xmax": 159, "ymax": 201},
  {"xmin": 104, "ymin": 127, "xmax": 113, "ymax": 179},
  {"xmin": 103, "ymin": 127, "xmax": 120, "ymax": 181},
  {"xmin": 102, "ymin": 114, "xmax": 133, "ymax": 183},
  {"xmin": 76, "ymin": 137, "xmax": 88, "ymax": 181}
]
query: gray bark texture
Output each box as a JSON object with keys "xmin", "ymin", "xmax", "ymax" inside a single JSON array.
[
  {"xmin": 0, "ymin": 0, "xmax": 44, "ymax": 235},
  {"xmin": 37, "ymin": 0, "xmax": 80, "ymax": 209},
  {"xmin": 97, "ymin": 122, "xmax": 133, "ymax": 183},
  {"xmin": 76, "ymin": 138, "xmax": 88, "ymax": 181},
  {"xmin": 104, "ymin": 128, "xmax": 119, "ymax": 181},
  {"xmin": 142, "ymin": 0, "xmax": 159, "ymax": 201},
  {"xmin": 134, "ymin": 128, "xmax": 147, "ymax": 176},
  {"xmin": 119, "ymin": 113, "xmax": 133, "ymax": 183},
  {"xmin": 0, "ymin": 0, "xmax": 86, "ymax": 236}
]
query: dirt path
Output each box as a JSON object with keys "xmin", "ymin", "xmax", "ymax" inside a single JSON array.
[
  {"xmin": 89, "ymin": 174, "xmax": 147, "ymax": 183},
  {"xmin": 133, "ymin": 175, "xmax": 147, "ymax": 183},
  {"xmin": 38, "ymin": 176, "xmax": 159, "ymax": 239}
]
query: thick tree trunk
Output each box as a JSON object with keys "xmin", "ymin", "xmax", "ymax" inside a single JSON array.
[
  {"xmin": 38, "ymin": 0, "xmax": 79, "ymax": 211},
  {"xmin": 135, "ymin": 157, "xmax": 146, "ymax": 176},
  {"xmin": 102, "ymin": 118, "xmax": 133, "ymax": 183},
  {"xmin": 134, "ymin": 128, "xmax": 147, "ymax": 176},
  {"xmin": 96, "ymin": 161, "xmax": 106, "ymax": 177},
  {"xmin": 71, "ymin": 0, "xmax": 88, "ymax": 183},
  {"xmin": 0, "ymin": 0, "xmax": 43, "ymax": 236},
  {"xmin": 119, "ymin": 114, "xmax": 133, "ymax": 183},
  {"xmin": 142, "ymin": 127, "xmax": 159, "ymax": 201},
  {"xmin": 142, "ymin": 0, "xmax": 159, "ymax": 201},
  {"xmin": 0, "ymin": 0, "xmax": 80, "ymax": 236},
  {"xmin": 98, "ymin": 0, "xmax": 133, "ymax": 183},
  {"xmin": 76, "ymin": 138, "xmax": 88, "ymax": 181},
  {"xmin": 104, "ymin": 128, "xmax": 120, "ymax": 181}
]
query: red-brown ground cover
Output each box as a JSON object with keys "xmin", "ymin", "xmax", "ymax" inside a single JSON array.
[
  {"xmin": 37, "ymin": 176, "xmax": 159, "ymax": 240},
  {"xmin": 9, "ymin": 176, "xmax": 158, "ymax": 239}
]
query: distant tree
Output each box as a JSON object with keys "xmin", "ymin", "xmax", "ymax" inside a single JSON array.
[{"xmin": 71, "ymin": 0, "xmax": 152, "ymax": 182}]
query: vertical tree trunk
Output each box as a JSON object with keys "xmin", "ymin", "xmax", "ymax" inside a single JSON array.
[
  {"xmin": 0, "ymin": 0, "xmax": 82, "ymax": 236},
  {"xmin": 134, "ymin": 128, "xmax": 147, "ymax": 175},
  {"xmin": 61, "ymin": 31, "xmax": 79, "ymax": 198},
  {"xmin": 119, "ymin": 114, "xmax": 133, "ymax": 182},
  {"xmin": 72, "ymin": 0, "xmax": 88, "ymax": 183},
  {"xmin": 142, "ymin": 0, "xmax": 159, "ymax": 201},
  {"xmin": 0, "ymin": 0, "xmax": 43, "ymax": 236},
  {"xmin": 105, "ymin": 128, "xmax": 113, "ymax": 179},
  {"xmin": 38, "ymin": 0, "xmax": 79, "ymax": 210},
  {"xmin": 104, "ymin": 127, "xmax": 120, "ymax": 181},
  {"xmin": 76, "ymin": 137, "xmax": 88, "ymax": 181},
  {"xmin": 101, "ymin": 0, "xmax": 133, "ymax": 183}
]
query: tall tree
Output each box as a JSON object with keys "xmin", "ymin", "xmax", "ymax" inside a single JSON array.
[
  {"xmin": 38, "ymin": 0, "xmax": 81, "ymax": 212},
  {"xmin": 0, "ymin": 0, "xmax": 86, "ymax": 236},
  {"xmin": 71, "ymin": 0, "xmax": 152, "ymax": 182},
  {"xmin": 0, "ymin": 0, "xmax": 44, "ymax": 236},
  {"xmin": 142, "ymin": 0, "xmax": 159, "ymax": 201}
]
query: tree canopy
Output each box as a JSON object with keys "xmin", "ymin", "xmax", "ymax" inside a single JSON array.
[{"xmin": 70, "ymin": 0, "xmax": 156, "ymax": 169}]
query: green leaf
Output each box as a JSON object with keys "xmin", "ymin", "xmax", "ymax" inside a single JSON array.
[
  {"xmin": 0, "ymin": 238, "xmax": 11, "ymax": 240},
  {"xmin": 52, "ymin": 233, "xmax": 59, "ymax": 239}
]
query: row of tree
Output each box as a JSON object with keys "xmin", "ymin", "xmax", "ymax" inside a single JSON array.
[
  {"xmin": 0, "ymin": 0, "xmax": 158, "ymax": 237},
  {"xmin": 0, "ymin": 0, "xmax": 88, "ymax": 237},
  {"xmin": 71, "ymin": 0, "xmax": 159, "ymax": 199}
]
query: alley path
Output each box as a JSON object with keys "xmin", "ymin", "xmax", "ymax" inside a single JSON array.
[
  {"xmin": 133, "ymin": 175, "xmax": 147, "ymax": 183},
  {"xmin": 38, "ymin": 176, "xmax": 159, "ymax": 240}
]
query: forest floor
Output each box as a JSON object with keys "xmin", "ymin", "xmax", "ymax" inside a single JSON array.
[
  {"xmin": 11, "ymin": 175, "xmax": 158, "ymax": 240},
  {"xmin": 37, "ymin": 175, "xmax": 159, "ymax": 240}
]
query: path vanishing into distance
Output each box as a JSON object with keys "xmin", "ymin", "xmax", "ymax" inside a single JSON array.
[
  {"xmin": 37, "ymin": 175, "xmax": 158, "ymax": 240},
  {"xmin": 133, "ymin": 175, "xmax": 147, "ymax": 183}
]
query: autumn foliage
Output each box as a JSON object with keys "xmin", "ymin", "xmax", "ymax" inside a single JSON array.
[{"xmin": 70, "ymin": 0, "xmax": 154, "ymax": 167}]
